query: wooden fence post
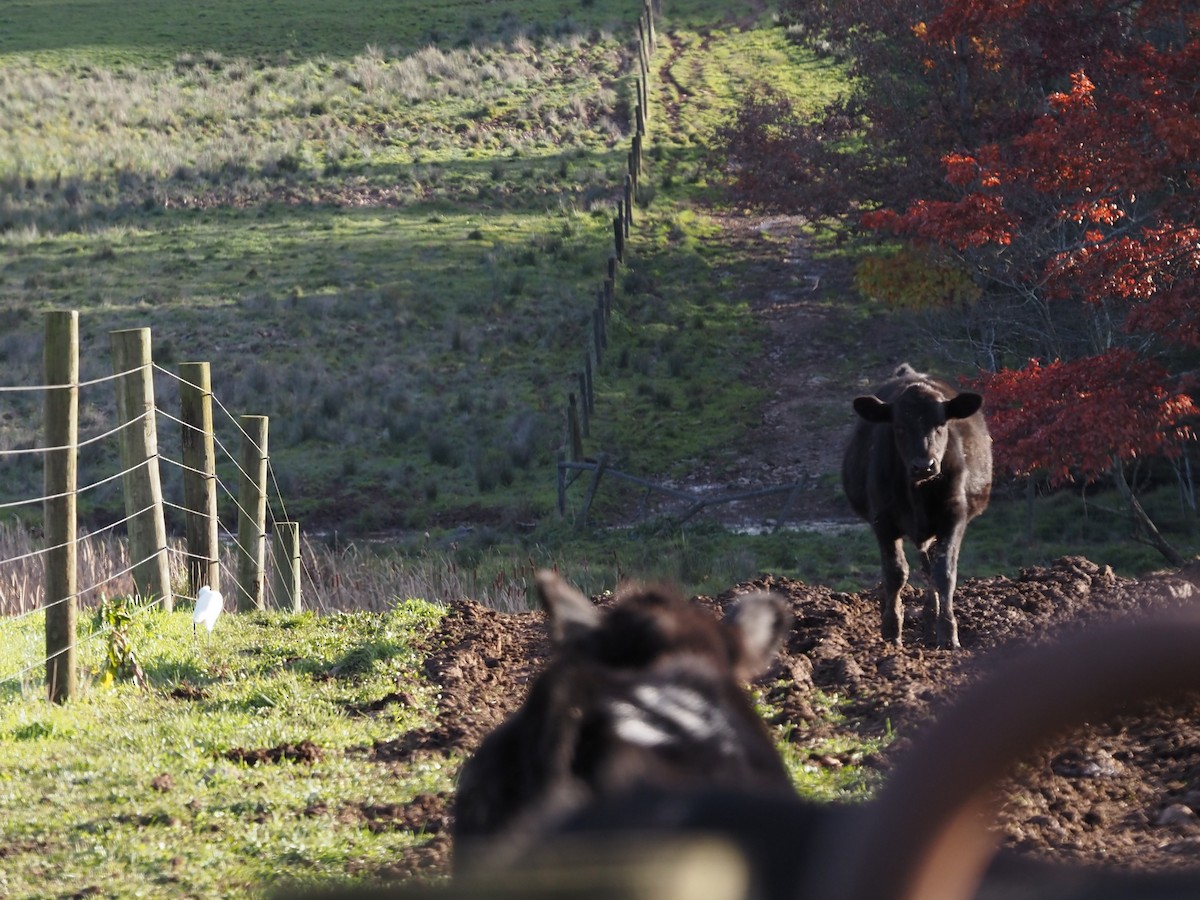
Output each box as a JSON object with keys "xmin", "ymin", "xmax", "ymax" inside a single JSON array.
[
  {"xmin": 110, "ymin": 328, "xmax": 173, "ymax": 612},
  {"xmin": 613, "ymin": 214, "xmax": 624, "ymax": 263},
  {"xmin": 236, "ymin": 415, "xmax": 269, "ymax": 612},
  {"xmin": 631, "ymin": 135, "xmax": 642, "ymax": 194},
  {"xmin": 567, "ymin": 395, "xmax": 584, "ymax": 462},
  {"xmin": 579, "ymin": 454, "xmax": 609, "ymax": 528},
  {"xmin": 179, "ymin": 361, "xmax": 220, "ymax": 597},
  {"xmin": 577, "ymin": 371, "xmax": 591, "ymax": 437},
  {"xmin": 594, "ymin": 306, "xmax": 608, "ymax": 359},
  {"xmin": 638, "ymin": 23, "xmax": 650, "ymax": 79},
  {"xmin": 628, "ymin": 176, "xmax": 638, "ymax": 236},
  {"xmin": 44, "ymin": 311, "xmax": 77, "ymax": 703},
  {"xmin": 556, "ymin": 450, "xmax": 567, "ymax": 516},
  {"xmin": 271, "ymin": 522, "xmax": 301, "ymax": 613},
  {"xmin": 584, "ymin": 352, "xmax": 595, "ymax": 415}
]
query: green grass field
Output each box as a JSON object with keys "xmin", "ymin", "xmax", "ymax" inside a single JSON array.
[
  {"xmin": 0, "ymin": 0, "xmax": 837, "ymax": 537},
  {"xmin": 0, "ymin": 0, "xmax": 762, "ymax": 68},
  {"xmin": 0, "ymin": 601, "xmax": 452, "ymax": 897}
]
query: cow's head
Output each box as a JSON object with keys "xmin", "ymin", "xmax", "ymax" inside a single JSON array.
[
  {"xmin": 853, "ymin": 384, "xmax": 983, "ymax": 484},
  {"xmin": 536, "ymin": 569, "xmax": 791, "ymax": 685},
  {"xmin": 534, "ymin": 571, "xmax": 793, "ymax": 790},
  {"xmin": 451, "ymin": 571, "xmax": 794, "ymax": 872}
]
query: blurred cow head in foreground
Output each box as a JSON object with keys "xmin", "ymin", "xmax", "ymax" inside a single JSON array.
[{"xmin": 451, "ymin": 570, "xmax": 794, "ymax": 873}]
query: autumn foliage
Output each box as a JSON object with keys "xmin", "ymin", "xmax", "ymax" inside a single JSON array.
[
  {"xmin": 975, "ymin": 351, "xmax": 1196, "ymax": 485},
  {"xmin": 726, "ymin": 0, "xmax": 1200, "ymax": 498},
  {"xmin": 871, "ymin": 0, "xmax": 1200, "ymax": 484}
]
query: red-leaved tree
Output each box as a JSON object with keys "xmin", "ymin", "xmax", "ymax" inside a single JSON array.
[
  {"xmin": 728, "ymin": 0, "xmax": 1200, "ymax": 560},
  {"xmin": 863, "ymin": 0, "xmax": 1200, "ymax": 560}
]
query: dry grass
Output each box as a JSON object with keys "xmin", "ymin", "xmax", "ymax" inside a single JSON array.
[
  {"xmin": 0, "ymin": 38, "xmax": 623, "ymax": 191},
  {"xmin": 301, "ymin": 535, "xmax": 536, "ymax": 613},
  {"xmin": 0, "ymin": 520, "xmax": 535, "ymax": 617}
]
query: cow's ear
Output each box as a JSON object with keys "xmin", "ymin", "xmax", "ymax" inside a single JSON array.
[
  {"xmin": 853, "ymin": 395, "xmax": 892, "ymax": 423},
  {"xmin": 535, "ymin": 570, "xmax": 601, "ymax": 644},
  {"xmin": 723, "ymin": 591, "xmax": 792, "ymax": 680},
  {"xmin": 945, "ymin": 392, "xmax": 983, "ymax": 419}
]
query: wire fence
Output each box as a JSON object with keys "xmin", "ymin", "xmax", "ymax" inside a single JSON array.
[
  {"xmin": 0, "ymin": 0, "xmax": 666, "ymax": 698},
  {"xmin": 0, "ymin": 329, "xmax": 323, "ymax": 694},
  {"xmin": 0, "ymin": 312, "xmax": 555, "ymax": 699},
  {"xmin": 560, "ymin": 0, "xmax": 655, "ymax": 465}
]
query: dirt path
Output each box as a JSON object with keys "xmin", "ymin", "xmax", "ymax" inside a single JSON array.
[{"xmin": 642, "ymin": 210, "xmax": 926, "ymax": 529}]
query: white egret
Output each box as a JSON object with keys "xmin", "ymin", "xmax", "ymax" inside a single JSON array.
[{"xmin": 193, "ymin": 585, "xmax": 223, "ymax": 635}]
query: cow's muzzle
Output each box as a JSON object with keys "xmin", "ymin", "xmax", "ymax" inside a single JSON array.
[{"xmin": 910, "ymin": 459, "xmax": 939, "ymax": 483}]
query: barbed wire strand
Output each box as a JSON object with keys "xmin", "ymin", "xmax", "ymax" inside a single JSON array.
[
  {"xmin": 202, "ymin": 384, "xmax": 295, "ymax": 528},
  {"xmin": 0, "ymin": 628, "xmax": 108, "ymax": 686},
  {"xmin": 155, "ymin": 402, "xmax": 282, "ymax": 539},
  {"xmin": 0, "ymin": 455, "xmax": 156, "ymax": 513}
]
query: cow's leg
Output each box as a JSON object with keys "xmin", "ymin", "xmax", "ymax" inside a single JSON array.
[
  {"xmin": 930, "ymin": 525, "xmax": 965, "ymax": 650},
  {"xmin": 918, "ymin": 540, "xmax": 941, "ymax": 644},
  {"xmin": 876, "ymin": 533, "xmax": 908, "ymax": 645}
]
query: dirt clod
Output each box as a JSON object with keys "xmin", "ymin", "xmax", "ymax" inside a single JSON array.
[{"xmin": 222, "ymin": 740, "xmax": 322, "ymax": 766}]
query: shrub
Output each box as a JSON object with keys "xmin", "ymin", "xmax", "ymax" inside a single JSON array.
[{"xmin": 427, "ymin": 433, "xmax": 460, "ymax": 467}]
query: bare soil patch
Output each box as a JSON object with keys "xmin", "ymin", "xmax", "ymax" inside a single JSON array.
[{"xmin": 223, "ymin": 741, "xmax": 323, "ymax": 766}]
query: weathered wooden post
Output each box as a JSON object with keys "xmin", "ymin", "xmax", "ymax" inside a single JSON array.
[
  {"xmin": 576, "ymin": 371, "xmax": 590, "ymax": 437},
  {"xmin": 594, "ymin": 306, "xmax": 607, "ymax": 361},
  {"xmin": 179, "ymin": 361, "xmax": 220, "ymax": 597},
  {"xmin": 638, "ymin": 23, "xmax": 650, "ymax": 79},
  {"xmin": 110, "ymin": 328, "xmax": 172, "ymax": 611},
  {"xmin": 556, "ymin": 449, "xmax": 567, "ymax": 516},
  {"xmin": 44, "ymin": 311, "xmax": 77, "ymax": 703},
  {"xmin": 584, "ymin": 352, "xmax": 595, "ymax": 415},
  {"xmin": 579, "ymin": 454, "xmax": 609, "ymax": 528},
  {"xmin": 613, "ymin": 213, "xmax": 624, "ymax": 263},
  {"xmin": 271, "ymin": 521, "xmax": 302, "ymax": 613},
  {"xmin": 567, "ymin": 395, "xmax": 584, "ymax": 462},
  {"xmin": 236, "ymin": 415, "xmax": 269, "ymax": 612},
  {"xmin": 624, "ymin": 175, "xmax": 634, "ymax": 235}
]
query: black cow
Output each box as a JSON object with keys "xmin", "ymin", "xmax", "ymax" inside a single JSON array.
[
  {"xmin": 451, "ymin": 570, "xmax": 794, "ymax": 873},
  {"xmin": 841, "ymin": 363, "xmax": 992, "ymax": 649}
]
